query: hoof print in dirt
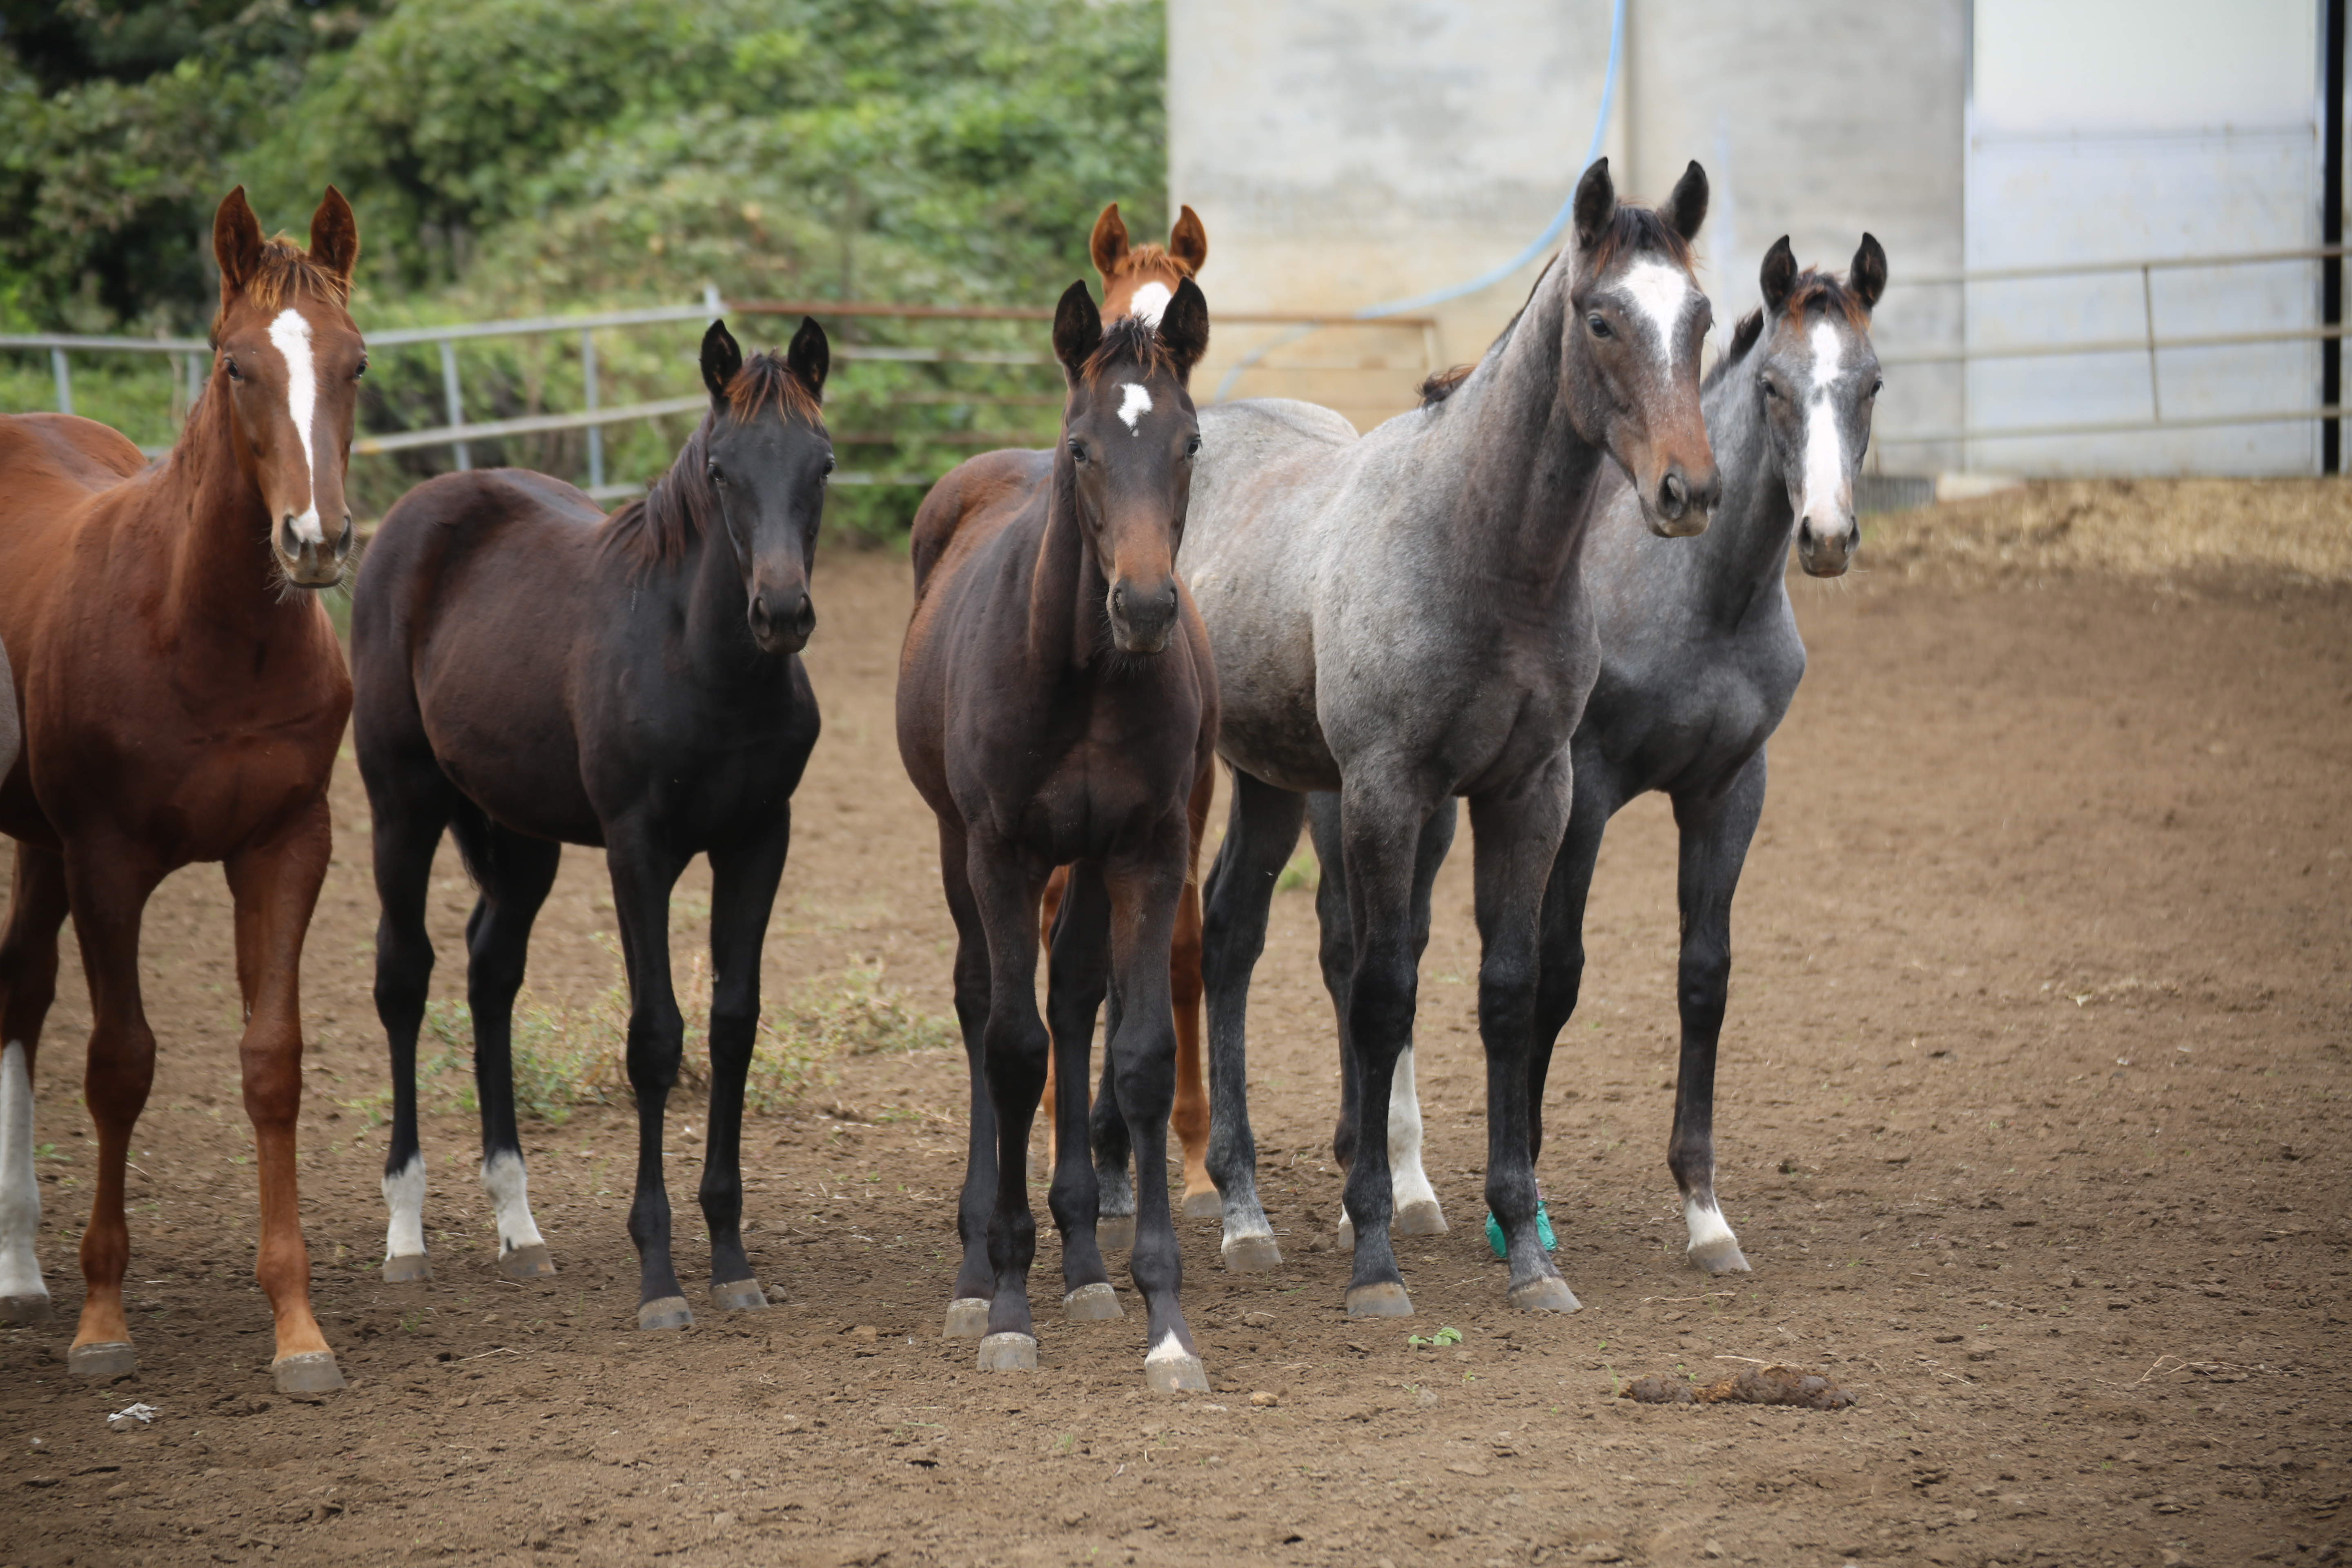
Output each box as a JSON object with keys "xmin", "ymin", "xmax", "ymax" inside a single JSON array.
[
  {"xmin": 1507, "ymin": 1276, "xmax": 1581, "ymax": 1313},
  {"xmin": 1063, "ymin": 1283, "xmax": 1123, "ymax": 1321},
  {"xmin": 1145, "ymin": 1345, "xmax": 1209, "ymax": 1394},
  {"xmin": 1220, "ymin": 1233, "xmax": 1282, "ymax": 1272},
  {"xmin": 1344, "ymin": 1281, "xmax": 1414, "ymax": 1318},
  {"xmin": 943, "ymin": 1297, "xmax": 990, "ymax": 1338},
  {"xmin": 636, "ymin": 1296, "xmax": 694, "ymax": 1332},
  {"xmin": 978, "ymin": 1332, "xmax": 1037, "ymax": 1372},
  {"xmin": 67, "ymin": 1341, "xmax": 137, "ymax": 1379},
  {"xmin": 498, "ymin": 1244, "xmax": 557, "ymax": 1281},
  {"xmin": 382, "ymin": 1254, "xmax": 432, "ymax": 1284},
  {"xmin": 271, "ymin": 1352, "xmax": 345, "ymax": 1394},
  {"xmin": 709, "ymin": 1278, "xmax": 768, "ymax": 1312},
  {"xmin": 1623, "ymin": 1364, "xmax": 1853, "ymax": 1410}
]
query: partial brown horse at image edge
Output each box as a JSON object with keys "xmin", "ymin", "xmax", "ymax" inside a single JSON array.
[{"xmin": 0, "ymin": 187, "xmax": 361, "ymax": 1392}]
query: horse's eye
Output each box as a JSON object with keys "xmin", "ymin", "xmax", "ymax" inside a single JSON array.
[
  {"xmin": 1586, "ymin": 313, "xmax": 1611, "ymax": 339},
  {"xmin": 1871, "ymin": 378, "xmax": 1884, "ymax": 396},
  {"xmin": 355, "ymin": 356, "xmax": 368, "ymax": 379},
  {"xmin": 1067, "ymin": 441, "xmax": 1087, "ymax": 464},
  {"xmin": 1762, "ymin": 378, "xmax": 1781, "ymax": 400},
  {"xmin": 706, "ymin": 462, "xmax": 725, "ymax": 485},
  {"xmin": 1184, "ymin": 435, "xmax": 1201, "ymax": 457},
  {"xmin": 224, "ymin": 356, "xmax": 243, "ymax": 383},
  {"xmin": 822, "ymin": 454, "xmax": 836, "ymax": 476}
]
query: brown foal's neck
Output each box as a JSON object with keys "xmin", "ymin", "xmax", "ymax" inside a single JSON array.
[{"xmin": 1027, "ymin": 459, "xmax": 1107, "ymax": 677}]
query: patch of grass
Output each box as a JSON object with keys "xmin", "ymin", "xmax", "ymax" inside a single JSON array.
[
  {"xmin": 408, "ymin": 957, "xmax": 955, "ymax": 1123},
  {"xmin": 1275, "ymin": 844, "xmax": 1319, "ymax": 894}
]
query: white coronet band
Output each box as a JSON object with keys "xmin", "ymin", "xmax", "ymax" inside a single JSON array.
[
  {"xmin": 266, "ymin": 308, "xmax": 324, "ymax": 544},
  {"xmin": 1145, "ymin": 1330, "xmax": 1190, "ymax": 1364},
  {"xmin": 0, "ymin": 1041, "xmax": 47, "ymax": 1303},
  {"xmin": 1684, "ymin": 1194, "xmax": 1739, "ymax": 1254},
  {"xmin": 382, "ymin": 1152, "xmax": 427, "ymax": 1261},
  {"xmin": 481, "ymin": 1149, "xmax": 547, "ymax": 1252}
]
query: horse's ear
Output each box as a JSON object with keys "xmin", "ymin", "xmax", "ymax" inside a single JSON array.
[
  {"xmin": 1052, "ymin": 281, "xmax": 1102, "ymax": 381},
  {"xmin": 1850, "ymin": 232, "xmax": 1888, "ymax": 313},
  {"xmin": 701, "ymin": 319, "xmax": 744, "ymax": 402},
  {"xmin": 1760, "ymin": 236, "xmax": 1797, "ymax": 316},
  {"xmin": 1090, "ymin": 203, "xmax": 1130, "ymax": 280},
  {"xmin": 1572, "ymin": 158, "xmax": 1617, "ymax": 254},
  {"xmin": 786, "ymin": 315, "xmax": 829, "ymax": 400},
  {"xmin": 1158, "ymin": 278, "xmax": 1210, "ymax": 379},
  {"xmin": 309, "ymin": 186, "xmax": 359, "ymax": 282},
  {"xmin": 1169, "ymin": 204, "xmax": 1208, "ymax": 274},
  {"xmin": 1662, "ymin": 160, "xmax": 1709, "ymax": 243},
  {"xmin": 214, "ymin": 186, "xmax": 265, "ymax": 297}
]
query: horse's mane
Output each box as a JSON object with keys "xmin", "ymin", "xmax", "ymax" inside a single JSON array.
[
  {"xmin": 600, "ymin": 350, "xmax": 821, "ymax": 570},
  {"xmin": 1419, "ymin": 207, "xmax": 1697, "ymax": 410},
  {"xmin": 1105, "ymin": 241, "xmax": 1198, "ymax": 286},
  {"xmin": 210, "ymin": 236, "xmax": 351, "ymax": 345},
  {"xmin": 1702, "ymin": 267, "xmax": 1869, "ymax": 391},
  {"xmin": 1082, "ymin": 314, "xmax": 1176, "ymax": 382}
]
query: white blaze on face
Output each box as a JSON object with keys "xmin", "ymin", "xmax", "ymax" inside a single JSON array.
[
  {"xmin": 1126, "ymin": 281, "xmax": 1173, "ymax": 327},
  {"xmin": 382, "ymin": 1149, "xmax": 427, "ymax": 1262},
  {"xmin": 1619, "ymin": 259, "xmax": 1699, "ymax": 372},
  {"xmin": 266, "ymin": 308, "xmax": 324, "ymax": 544},
  {"xmin": 0, "ymin": 1041, "xmax": 47, "ymax": 1309},
  {"xmin": 481, "ymin": 1148, "xmax": 547, "ymax": 1255},
  {"xmin": 1117, "ymin": 381, "xmax": 1153, "ymax": 434},
  {"xmin": 1800, "ymin": 318, "xmax": 1849, "ymax": 526}
]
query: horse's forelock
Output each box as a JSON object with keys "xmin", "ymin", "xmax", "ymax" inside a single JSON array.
[
  {"xmin": 1780, "ymin": 269, "xmax": 1869, "ymax": 330},
  {"xmin": 1580, "ymin": 205, "xmax": 1697, "ymax": 287},
  {"xmin": 1107, "ymin": 241, "xmax": 1197, "ymax": 284},
  {"xmin": 211, "ymin": 236, "xmax": 352, "ymax": 347},
  {"xmin": 725, "ymin": 351, "xmax": 824, "ymax": 426},
  {"xmin": 1080, "ymin": 315, "xmax": 1177, "ymax": 385}
]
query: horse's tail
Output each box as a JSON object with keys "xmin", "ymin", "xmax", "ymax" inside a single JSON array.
[{"xmin": 445, "ymin": 797, "xmax": 501, "ymax": 893}]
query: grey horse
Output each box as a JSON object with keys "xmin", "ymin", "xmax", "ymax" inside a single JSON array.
[
  {"xmin": 1182, "ymin": 159, "xmax": 1720, "ymax": 1317},
  {"xmin": 1310, "ymin": 233, "xmax": 1889, "ymax": 1274}
]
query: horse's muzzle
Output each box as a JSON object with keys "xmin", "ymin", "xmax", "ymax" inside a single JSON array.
[
  {"xmin": 1109, "ymin": 577, "xmax": 1178, "ymax": 655},
  {"xmin": 750, "ymin": 587, "xmax": 816, "ymax": 655},
  {"xmin": 1797, "ymin": 516, "xmax": 1859, "ymax": 577},
  {"xmin": 276, "ymin": 514, "xmax": 352, "ymax": 589},
  {"xmin": 1645, "ymin": 463, "xmax": 1717, "ymax": 539}
]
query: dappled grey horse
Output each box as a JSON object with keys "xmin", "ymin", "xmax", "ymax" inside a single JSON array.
[
  {"xmin": 1310, "ymin": 233, "xmax": 1889, "ymax": 1274},
  {"xmin": 1183, "ymin": 159, "xmax": 1719, "ymax": 1317}
]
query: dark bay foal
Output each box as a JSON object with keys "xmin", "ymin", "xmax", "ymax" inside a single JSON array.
[
  {"xmin": 353, "ymin": 320, "xmax": 831, "ymax": 1328},
  {"xmin": 898, "ymin": 281, "xmax": 1215, "ymax": 1391}
]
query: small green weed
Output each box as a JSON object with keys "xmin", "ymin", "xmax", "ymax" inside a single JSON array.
[
  {"xmin": 1406, "ymin": 1326, "xmax": 1463, "ymax": 1349},
  {"xmin": 1275, "ymin": 845, "xmax": 1319, "ymax": 894}
]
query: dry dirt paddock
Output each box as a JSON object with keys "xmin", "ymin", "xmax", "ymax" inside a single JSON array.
[{"xmin": 3, "ymin": 480, "xmax": 2349, "ymax": 1568}]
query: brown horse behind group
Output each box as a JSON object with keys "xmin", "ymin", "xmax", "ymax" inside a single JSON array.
[
  {"xmin": 0, "ymin": 188, "xmax": 361, "ymax": 1392},
  {"xmin": 911, "ymin": 201, "xmax": 1220, "ymax": 1236}
]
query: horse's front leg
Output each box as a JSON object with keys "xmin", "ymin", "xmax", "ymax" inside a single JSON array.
[
  {"xmin": 967, "ymin": 835, "xmax": 1050, "ymax": 1369},
  {"xmin": 1468, "ymin": 755, "xmax": 1579, "ymax": 1312},
  {"xmin": 1105, "ymin": 837, "xmax": 1206, "ymax": 1392},
  {"xmin": 0, "ymin": 840, "xmax": 70, "ymax": 1325},
  {"xmin": 1045, "ymin": 862, "xmax": 1118, "ymax": 1317},
  {"xmin": 935, "ymin": 820, "xmax": 998, "ymax": 1339},
  {"xmin": 1667, "ymin": 754, "xmax": 1766, "ymax": 1275},
  {"xmin": 224, "ymin": 804, "xmax": 347, "ymax": 1388},
  {"xmin": 1197, "ymin": 766, "xmax": 1305, "ymax": 1271},
  {"xmin": 700, "ymin": 814, "xmax": 793, "ymax": 1312},
  {"xmin": 606, "ymin": 829, "xmax": 693, "ymax": 1330}
]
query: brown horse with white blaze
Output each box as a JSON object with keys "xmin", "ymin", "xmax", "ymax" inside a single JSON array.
[{"xmin": 0, "ymin": 187, "xmax": 360, "ymax": 1392}]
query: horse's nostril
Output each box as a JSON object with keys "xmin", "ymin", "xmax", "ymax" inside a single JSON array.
[
  {"xmin": 1661, "ymin": 472, "xmax": 1689, "ymax": 515},
  {"xmin": 278, "ymin": 516, "xmax": 300, "ymax": 557}
]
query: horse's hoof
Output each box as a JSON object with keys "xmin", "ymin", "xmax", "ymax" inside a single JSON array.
[
  {"xmin": 944, "ymin": 1297, "xmax": 991, "ymax": 1338},
  {"xmin": 68, "ymin": 1341, "xmax": 137, "ymax": 1379},
  {"xmin": 0, "ymin": 1293, "xmax": 53, "ymax": 1326},
  {"xmin": 1344, "ymin": 1281, "xmax": 1415, "ymax": 1318},
  {"xmin": 1097, "ymin": 1215, "xmax": 1136, "ymax": 1251},
  {"xmin": 271, "ymin": 1351, "xmax": 346, "ymax": 1394},
  {"xmin": 1689, "ymin": 1237, "xmax": 1753, "ymax": 1276},
  {"xmin": 1145, "ymin": 1349, "xmax": 1210, "ymax": 1394},
  {"xmin": 381, "ymin": 1253, "xmax": 431, "ymax": 1285},
  {"xmin": 636, "ymin": 1296, "xmax": 693, "ymax": 1332},
  {"xmin": 1508, "ymin": 1276, "xmax": 1582, "ymax": 1313},
  {"xmin": 1180, "ymin": 1190, "xmax": 1223, "ymax": 1222},
  {"xmin": 1220, "ymin": 1233, "xmax": 1282, "ymax": 1273},
  {"xmin": 1063, "ymin": 1283, "xmax": 1123, "ymax": 1322},
  {"xmin": 1394, "ymin": 1200, "xmax": 1449, "ymax": 1236},
  {"xmin": 498, "ymin": 1244, "xmax": 557, "ymax": 1282},
  {"xmin": 710, "ymin": 1278, "xmax": 768, "ymax": 1312},
  {"xmin": 978, "ymin": 1332, "xmax": 1038, "ymax": 1372}
]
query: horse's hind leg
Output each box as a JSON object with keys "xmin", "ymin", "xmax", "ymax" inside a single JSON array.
[
  {"xmin": 1045, "ymin": 863, "xmax": 1118, "ymax": 1318},
  {"xmin": 363, "ymin": 751, "xmax": 455, "ymax": 1282},
  {"xmin": 455, "ymin": 811, "xmax": 561, "ymax": 1281},
  {"xmin": 0, "ymin": 841, "xmax": 69, "ymax": 1324},
  {"xmin": 699, "ymin": 817, "xmax": 793, "ymax": 1312},
  {"xmin": 1171, "ymin": 763, "xmax": 1216, "ymax": 1221},
  {"xmin": 227, "ymin": 806, "xmax": 345, "ymax": 1390},
  {"xmin": 606, "ymin": 827, "xmax": 694, "ymax": 1330},
  {"xmin": 1465, "ymin": 756, "xmax": 1578, "ymax": 1314},
  {"xmin": 1666, "ymin": 757, "xmax": 1766, "ymax": 1276},
  {"xmin": 1198, "ymin": 766, "xmax": 1305, "ymax": 1272},
  {"xmin": 1087, "ymin": 973, "xmax": 1134, "ymax": 1251},
  {"xmin": 59, "ymin": 840, "xmax": 165, "ymax": 1379},
  {"xmin": 937, "ymin": 821, "xmax": 997, "ymax": 1338},
  {"xmin": 967, "ymin": 836, "xmax": 1050, "ymax": 1368}
]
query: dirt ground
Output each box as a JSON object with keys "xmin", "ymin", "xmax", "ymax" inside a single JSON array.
[{"xmin": 4, "ymin": 483, "xmax": 2350, "ymax": 1568}]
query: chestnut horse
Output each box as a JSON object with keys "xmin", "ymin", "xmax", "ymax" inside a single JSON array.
[
  {"xmin": 898, "ymin": 279, "xmax": 1215, "ymax": 1390},
  {"xmin": 912, "ymin": 201, "xmax": 1220, "ymax": 1235},
  {"xmin": 0, "ymin": 188, "xmax": 360, "ymax": 1392},
  {"xmin": 353, "ymin": 320, "xmax": 830, "ymax": 1330}
]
